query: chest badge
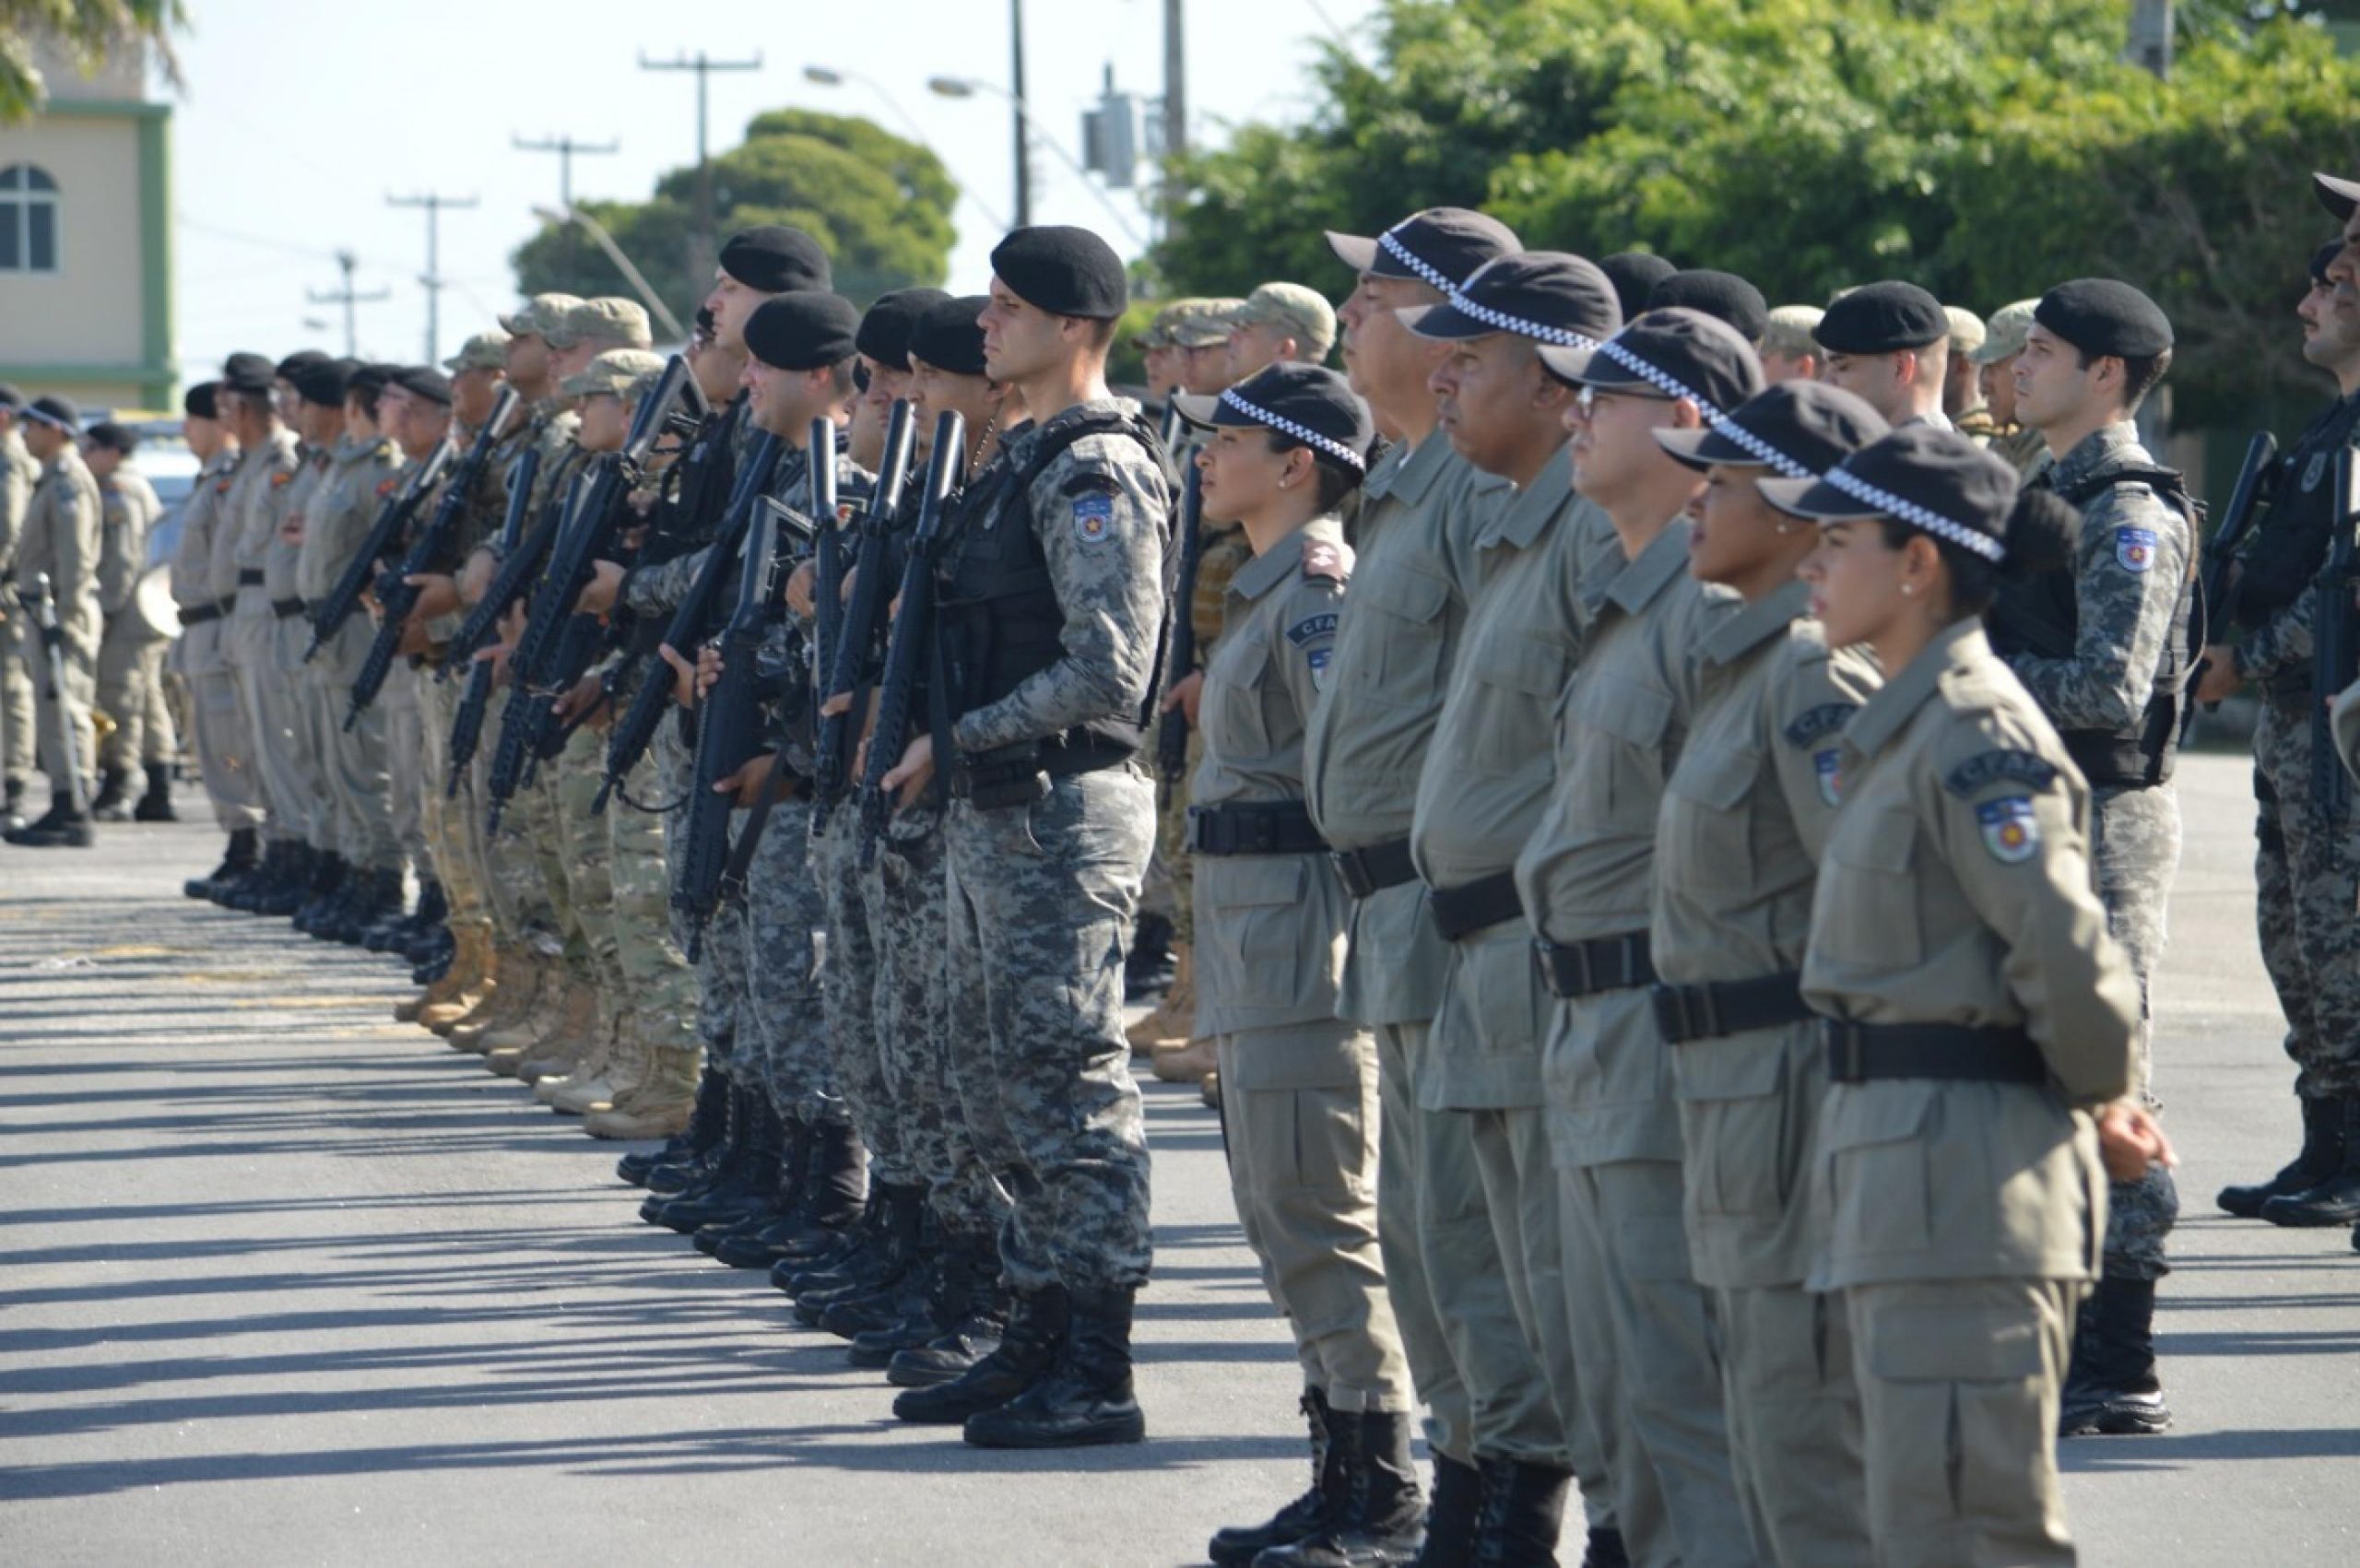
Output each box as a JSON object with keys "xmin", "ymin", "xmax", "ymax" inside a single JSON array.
[{"xmin": 1976, "ymin": 796, "xmax": 2041, "ymax": 864}]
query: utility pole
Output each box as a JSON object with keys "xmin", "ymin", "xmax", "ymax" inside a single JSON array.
[
  {"xmin": 385, "ymin": 191, "xmax": 478, "ymax": 364},
  {"xmin": 639, "ymin": 49, "xmax": 761, "ymax": 289},
  {"xmin": 513, "ymin": 133, "xmax": 620, "ymax": 290},
  {"xmin": 2128, "ymin": 1, "xmax": 2172, "ymax": 82},
  {"xmin": 306, "ymin": 249, "xmax": 389, "ymax": 358},
  {"xmin": 1009, "ymin": 0, "xmax": 1032, "ymax": 228},
  {"xmin": 1161, "ymin": 0, "xmax": 1186, "ymax": 242}
]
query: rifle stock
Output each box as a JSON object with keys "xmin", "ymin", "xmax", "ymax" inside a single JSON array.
[{"xmin": 303, "ymin": 432, "xmax": 455, "ymax": 663}]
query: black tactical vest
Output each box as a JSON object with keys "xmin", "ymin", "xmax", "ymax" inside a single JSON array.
[{"xmin": 2233, "ymin": 393, "xmax": 2360, "ymax": 631}]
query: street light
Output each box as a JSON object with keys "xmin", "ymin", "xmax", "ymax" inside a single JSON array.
[
  {"xmin": 803, "ymin": 64, "xmax": 1010, "ymax": 232},
  {"xmin": 926, "ymin": 75, "xmax": 1150, "ymax": 249},
  {"xmin": 532, "ymin": 205, "xmax": 686, "ymax": 341}
]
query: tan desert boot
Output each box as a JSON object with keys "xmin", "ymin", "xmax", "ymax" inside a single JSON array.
[
  {"xmin": 584, "ymin": 1045, "xmax": 699, "ymax": 1140},
  {"xmin": 1125, "ymin": 942, "xmax": 1193, "ymax": 1055}
]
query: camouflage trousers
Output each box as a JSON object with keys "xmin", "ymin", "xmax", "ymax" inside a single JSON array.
[
  {"xmin": 863, "ymin": 808, "xmax": 1010, "ymax": 1244},
  {"xmin": 814, "ymin": 808, "xmax": 898, "ymax": 1168},
  {"xmin": 943, "ymin": 765, "xmax": 1155, "ymax": 1294},
  {"xmin": 2254, "ymin": 695, "xmax": 2360, "ymax": 1101},
  {"xmin": 555, "ymin": 724, "xmax": 698, "ymax": 1050},
  {"xmin": 2089, "ymin": 783, "xmax": 2181, "ymax": 1282},
  {"xmin": 648, "ymin": 717, "xmax": 738, "ymax": 1065},
  {"xmin": 1140, "ymin": 726, "xmax": 1205, "ymax": 943},
  {"xmin": 510, "ymin": 712, "xmax": 597, "ymax": 986},
  {"xmin": 94, "ymin": 620, "xmax": 173, "ymax": 770},
  {"xmin": 415, "ymin": 666, "xmax": 490, "ymax": 941},
  {"xmin": 472, "ymin": 683, "xmax": 558, "ymax": 953},
  {"xmin": 732, "ymin": 790, "xmax": 835, "ymax": 1123}
]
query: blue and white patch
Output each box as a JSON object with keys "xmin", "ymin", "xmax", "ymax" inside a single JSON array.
[
  {"xmin": 1287, "ymin": 612, "xmax": 1339, "ymax": 647},
  {"xmin": 2304, "ymin": 450, "xmax": 2330, "ymax": 493},
  {"xmin": 1784, "ymin": 702, "xmax": 1854, "ymax": 749},
  {"xmin": 2113, "ymin": 526, "xmax": 2157, "ymax": 574},
  {"xmin": 1307, "ymin": 645, "xmax": 1334, "ymax": 691},
  {"xmin": 1944, "ymin": 749, "xmax": 2058, "ymax": 798},
  {"xmin": 1976, "ymin": 796, "xmax": 2041, "ymax": 864},
  {"xmin": 1070, "ymin": 492, "xmax": 1116, "ymax": 546},
  {"xmin": 1814, "ymin": 748, "xmax": 1844, "ymax": 807}
]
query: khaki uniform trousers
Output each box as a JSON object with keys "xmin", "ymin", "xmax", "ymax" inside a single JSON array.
[
  {"xmin": 1218, "ymin": 1023, "xmax": 1408, "ymax": 1413},
  {"xmin": 383, "ymin": 660, "xmax": 430, "ymax": 874},
  {"xmin": 95, "ymin": 620, "xmax": 172, "ymax": 770},
  {"xmin": 187, "ymin": 666, "xmax": 264, "ymax": 831},
  {"xmin": 0, "ymin": 613, "xmax": 33, "ymax": 782}
]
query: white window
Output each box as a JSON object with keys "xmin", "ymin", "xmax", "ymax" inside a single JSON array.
[{"xmin": 0, "ymin": 165, "xmax": 60, "ymax": 273}]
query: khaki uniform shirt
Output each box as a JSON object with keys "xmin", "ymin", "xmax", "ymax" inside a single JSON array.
[
  {"xmin": 264, "ymin": 444, "xmax": 332, "ymax": 606},
  {"xmin": 1801, "ymin": 619, "xmax": 2138, "ymax": 1289},
  {"xmin": 18, "ymin": 443, "xmax": 103, "ymax": 661},
  {"xmin": 1516, "ymin": 519, "xmax": 1738, "ymax": 1163},
  {"xmin": 218, "ymin": 428, "xmax": 301, "ymax": 663},
  {"xmin": 1304, "ymin": 434, "xmax": 1500, "ymax": 1028},
  {"xmin": 169, "ymin": 449, "xmax": 239, "ymax": 676},
  {"xmin": 297, "ymin": 436, "xmax": 404, "ymax": 678},
  {"xmin": 0, "ymin": 425, "xmax": 33, "ymax": 581},
  {"xmin": 1191, "ymin": 517, "xmax": 1351, "ymax": 1041},
  {"xmin": 1651, "ymin": 583, "xmax": 1877, "ymax": 1283},
  {"xmin": 96, "ymin": 466, "xmax": 162, "ymax": 617}
]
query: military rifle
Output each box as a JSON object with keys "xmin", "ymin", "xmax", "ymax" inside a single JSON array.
[
  {"xmin": 301, "ymin": 432, "xmax": 455, "ymax": 663},
  {"xmin": 855, "ymin": 410, "xmax": 965, "ymax": 869},
  {"xmin": 443, "ymin": 444, "xmax": 540, "ymax": 796},
  {"xmin": 2312, "ymin": 443, "xmax": 2360, "ymax": 821},
  {"xmin": 810, "ymin": 400, "xmax": 916, "ymax": 827},
  {"xmin": 2189, "ymin": 430, "xmax": 2279, "ymax": 713},
  {"xmin": 1155, "ymin": 462, "xmax": 1206, "ymax": 806}
]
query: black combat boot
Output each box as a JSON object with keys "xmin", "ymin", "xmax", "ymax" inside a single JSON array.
[
  {"xmin": 89, "ymin": 766, "xmax": 133, "ymax": 821},
  {"xmin": 1, "ymin": 775, "xmax": 25, "ymax": 833},
  {"xmin": 699, "ymin": 1116, "xmax": 810, "ymax": 1260},
  {"xmin": 1125, "ymin": 911, "xmax": 1176, "ymax": 1001},
  {"xmin": 719, "ymin": 1119, "xmax": 871, "ymax": 1268},
  {"xmin": 329, "ymin": 867, "xmax": 399, "ymax": 945},
  {"xmin": 288, "ymin": 847, "xmax": 339, "ymax": 928},
  {"xmin": 883, "ymin": 1244, "xmax": 1009, "ymax": 1387},
  {"xmin": 363, "ymin": 876, "xmax": 426, "ymax": 951},
  {"xmin": 962, "ymin": 1282, "xmax": 1144, "ymax": 1448},
  {"xmin": 2219, "ymin": 1094, "xmax": 2343, "ymax": 1217},
  {"xmin": 2059, "ymin": 1276, "xmax": 2171, "ymax": 1435},
  {"xmin": 796, "ymin": 1184, "xmax": 926, "ymax": 1325},
  {"xmin": 641, "ymin": 1079, "xmax": 749, "ymax": 1225},
  {"xmin": 822, "ymin": 1229, "xmax": 941, "ymax": 1341},
  {"xmin": 316, "ymin": 860, "xmax": 375, "ymax": 940},
  {"xmin": 1465, "ymin": 1458, "xmax": 1572, "ymax": 1568},
  {"xmin": 1577, "ymin": 1526, "xmax": 1629, "ymax": 1568},
  {"xmin": 222, "ymin": 838, "xmax": 284, "ymax": 910},
  {"xmin": 257, "ymin": 842, "xmax": 317, "ymax": 917},
  {"xmin": 2259, "ymin": 1097, "xmax": 2360, "ymax": 1227},
  {"xmin": 7, "ymin": 798, "xmax": 94, "ymax": 847},
  {"xmin": 1409, "ymin": 1455, "xmax": 1481, "ymax": 1568},
  {"xmin": 620, "ymin": 1067, "xmax": 729, "ymax": 1188},
  {"xmin": 892, "ymin": 1282, "xmax": 1068, "ymax": 1425},
  {"xmin": 651, "ymin": 1094, "xmax": 783, "ymax": 1235},
  {"xmin": 186, "ymin": 828, "xmax": 260, "ymax": 900},
  {"xmin": 774, "ymin": 1188, "xmax": 892, "ymax": 1297},
  {"xmin": 851, "ymin": 1228, "xmax": 990, "ymax": 1369},
  {"xmin": 133, "ymin": 760, "xmax": 177, "ymax": 821},
  {"xmin": 1256, "ymin": 1407, "xmax": 1427, "ymax": 1567},
  {"xmin": 408, "ymin": 925, "xmax": 455, "ymax": 984},
  {"xmin": 1208, "ymin": 1391, "xmax": 1339, "ymax": 1566}
]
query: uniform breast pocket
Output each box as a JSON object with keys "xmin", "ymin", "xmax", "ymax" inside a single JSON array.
[
  {"xmin": 1205, "ymin": 856, "xmax": 1312, "ymax": 1008},
  {"xmin": 1571, "ymin": 672, "xmax": 1671, "ymax": 824},
  {"xmin": 1202, "ymin": 636, "xmax": 1275, "ymax": 760},
  {"xmin": 1469, "ymin": 632, "xmax": 1573, "ymax": 773},
  {"xmin": 1662, "ymin": 742, "xmax": 1759, "ymax": 891},
  {"xmin": 1813, "ymin": 807, "xmax": 1921, "ymax": 965},
  {"xmin": 1349, "ymin": 564, "xmax": 1450, "ymax": 701}
]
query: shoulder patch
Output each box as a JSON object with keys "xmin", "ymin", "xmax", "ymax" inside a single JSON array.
[
  {"xmin": 1307, "ymin": 645, "xmax": 1334, "ymax": 691},
  {"xmin": 1976, "ymin": 796, "xmax": 2042, "ymax": 864},
  {"xmin": 1944, "ymin": 748, "xmax": 2059, "ymax": 798},
  {"xmin": 215, "ymin": 476, "xmax": 234, "ymax": 495},
  {"xmin": 269, "ymin": 469, "xmax": 292, "ymax": 488},
  {"xmin": 1070, "ymin": 490, "xmax": 1116, "ymax": 545},
  {"xmin": 1286, "ymin": 612, "xmax": 1339, "ymax": 647},
  {"xmin": 1783, "ymin": 701, "xmax": 1854, "ymax": 749},
  {"xmin": 376, "ymin": 477, "xmax": 401, "ymax": 499},
  {"xmin": 2113, "ymin": 525, "xmax": 2156, "ymax": 573},
  {"xmin": 1813, "ymin": 748, "xmax": 1844, "ymax": 807},
  {"xmin": 1061, "ymin": 470, "xmax": 1123, "ymax": 500},
  {"xmin": 1303, "ymin": 538, "xmax": 1353, "ymax": 582}
]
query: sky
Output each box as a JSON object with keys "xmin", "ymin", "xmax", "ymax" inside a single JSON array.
[{"xmin": 155, "ymin": 0, "xmax": 1385, "ymax": 378}]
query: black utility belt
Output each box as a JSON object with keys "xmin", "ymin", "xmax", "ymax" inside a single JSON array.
[
  {"xmin": 1426, "ymin": 870, "xmax": 1523, "ymax": 942},
  {"xmin": 236, "ymin": 569, "xmax": 265, "ymax": 586},
  {"xmin": 2061, "ymin": 732, "xmax": 2171, "ymax": 791},
  {"xmin": 1653, "ymin": 973, "xmax": 1810, "ymax": 1044},
  {"xmin": 1188, "ymin": 801, "xmax": 1328, "ymax": 857},
  {"xmin": 951, "ymin": 732, "xmax": 1134, "ymax": 810},
  {"xmin": 1823, "ymin": 1020, "xmax": 2047, "ymax": 1086},
  {"xmin": 1535, "ymin": 929, "xmax": 1656, "ymax": 999},
  {"xmin": 1332, "ymin": 837, "xmax": 1416, "ymax": 900},
  {"xmin": 178, "ymin": 603, "xmax": 223, "ymax": 627},
  {"xmin": 270, "ymin": 596, "xmax": 306, "ymax": 619}
]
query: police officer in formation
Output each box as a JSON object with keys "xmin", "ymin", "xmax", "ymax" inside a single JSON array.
[{"xmin": 87, "ymin": 156, "xmax": 2360, "ymax": 1566}]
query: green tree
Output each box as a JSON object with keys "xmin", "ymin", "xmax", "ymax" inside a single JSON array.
[
  {"xmin": 2, "ymin": 1, "xmax": 182, "ymax": 123},
  {"xmin": 512, "ymin": 107, "xmax": 955, "ymax": 325}
]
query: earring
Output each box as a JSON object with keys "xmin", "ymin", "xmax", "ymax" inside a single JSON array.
[
  {"xmin": 1774, "ymin": 522, "xmax": 1793, "ymax": 536},
  {"xmin": 1900, "ymin": 583, "xmax": 1916, "ymax": 597}
]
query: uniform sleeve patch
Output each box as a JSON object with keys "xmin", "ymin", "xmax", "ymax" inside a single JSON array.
[
  {"xmin": 1307, "ymin": 645, "xmax": 1334, "ymax": 691},
  {"xmin": 269, "ymin": 470, "xmax": 292, "ymax": 489},
  {"xmin": 1070, "ymin": 491, "xmax": 1116, "ymax": 545},
  {"xmin": 376, "ymin": 477, "xmax": 401, "ymax": 498},
  {"xmin": 1783, "ymin": 702, "xmax": 1854, "ymax": 749},
  {"xmin": 1286, "ymin": 612, "xmax": 1339, "ymax": 646},
  {"xmin": 2113, "ymin": 526, "xmax": 2157, "ymax": 573},
  {"xmin": 1814, "ymin": 748, "xmax": 1844, "ymax": 807},
  {"xmin": 1976, "ymin": 796, "xmax": 2042, "ymax": 863},
  {"xmin": 1944, "ymin": 749, "xmax": 2059, "ymax": 797}
]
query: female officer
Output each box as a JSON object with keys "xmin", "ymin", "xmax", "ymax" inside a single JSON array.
[
  {"xmin": 1764, "ymin": 426, "xmax": 2173, "ymax": 1567},
  {"xmin": 1177, "ymin": 362, "xmax": 1422, "ymax": 1568},
  {"xmin": 1646, "ymin": 381, "xmax": 1888, "ymax": 1566}
]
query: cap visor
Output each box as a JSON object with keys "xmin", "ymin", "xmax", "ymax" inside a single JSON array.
[
  {"xmin": 1559, "ymin": 351, "xmax": 1670, "ymax": 395},
  {"xmin": 1398, "ymin": 301, "xmax": 1493, "ymax": 342},
  {"xmin": 1325, "ymin": 231, "xmax": 1379, "ymax": 274},
  {"xmin": 1650, "ymin": 426, "xmax": 1721, "ymax": 472},
  {"xmin": 2317, "ymin": 171, "xmax": 2360, "ymax": 221},
  {"xmin": 1535, "ymin": 341, "xmax": 1599, "ymax": 384},
  {"xmin": 1171, "ymin": 393, "xmax": 1221, "ymax": 430},
  {"xmin": 1759, "ymin": 474, "xmax": 1878, "ymax": 521}
]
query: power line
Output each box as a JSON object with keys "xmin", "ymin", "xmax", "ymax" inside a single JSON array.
[
  {"xmin": 637, "ymin": 49, "xmax": 761, "ymax": 288},
  {"xmin": 385, "ymin": 191, "xmax": 479, "ymax": 364},
  {"xmin": 306, "ymin": 249, "xmax": 391, "ymax": 358}
]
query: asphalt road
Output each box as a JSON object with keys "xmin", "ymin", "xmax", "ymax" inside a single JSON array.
[{"xmin": 1, "ymin": 754, "xmax": 2355, "ymax": 1566}]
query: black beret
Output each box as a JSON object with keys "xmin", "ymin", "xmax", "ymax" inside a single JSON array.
[
  {"xmin": 911, "ymin": 294, "xmax": 991, "ymax": 377},
  {"xmin": 1646, "ymin": 269, "xmax": 1768, "ymax": 346},
  {"xmin": 275, "ymin": 348, "xmax": 331, "ymax": 382},
  {"xmin": 1173, "ymin": 361, "xmax": 1375, "ymax": 473},
  {"xmin": 990, "ymin": 225, "xmax": 1127, "ymax": 320},
  {"xmin": 1761, "ymin": 424, "xmax": 2022, "ymax": 565},
  {"xmin": 394, "ymin": 365, "xmax": 454, "ymax": 407},
  {"xmin": 1325, "ymin": 206, "xmax": 1521, "ymax": 292},
  {"xmin": 1400, "ymin": 251, "xmax": 1623, "ymax": 383},
  {"xmin": 744, "ymin": 290, "xmax": 861, "ymax": 371},
  {"xmin": 183, "ymin": 382, "xmax": 221, "ymax": 419},
  {"xmin": 25, "ymin": 395, "xmax": 80, "ymax": 433},
  {"xmin": 2034, "ymin": 277, "xmax": 2173, "ymax": 360},
  {"xmin": 0, "ymin": 383, "xmax": 21, "ymax": 410},
  {"xmin": 719, "ymin": 226, "xmax": 832, "ymax": 295},
  {"xmin": 1599, "ymin": 252, "xmax": 1678, "ymax": 322},
  {"xmin": 1564, "ymin": 308, "xmax": 1765, "ymax": 418},
  {"xmin": 856, "ymin": 288, "xmax": 952, "ymax": 371},
  {"xmin": 2313, "ymin": 239, "xmax": 2343, "ymax": 286},
  {"xmin": 347, "ymin": 363, "xmax": 397, "ymax": 399},
  {"xmin": 292, "ymin": 358, "xmax": 353, "ymax": 407},
  {"xmin": 84, "ymin": 420, "xmax": 138, "ymax": 454},
  {"xmin": 222, "ymin": 351, "xmax": 275, "ymax": 385},
  {"xmin": 1655, "ymin": 380, "xmax": 1890, "ymax": 477},
  {"xmin": 1813, "ymin": 281, "xmax": 1948, "ymax": 354}
]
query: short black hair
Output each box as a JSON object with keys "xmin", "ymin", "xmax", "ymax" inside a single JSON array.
[{"xmin": 2071, "ymin": 344, "xmax": 2172, "ymax": 412}]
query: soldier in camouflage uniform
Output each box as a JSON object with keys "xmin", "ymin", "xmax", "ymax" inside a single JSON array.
[
  {"xmin": 82, "ymin": 421, "xmax": 168, "ymax": 820},
  {"xmin": 2205, "ymin": 188, "xmax": 2360, "ymax": 1245},
  {"xmin": 1967, "ymin": 301, "xmax": 2051, "ymax": 477},
  {"xmin": 882, "ymin": 228, "xmax": 1167, "ymax": 1449},
  {"xmin": 1998, "ymin": 280, "xmax": 2189, "ymax": 1435}
]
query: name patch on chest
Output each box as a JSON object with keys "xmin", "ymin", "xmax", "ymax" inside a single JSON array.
[
  {"xmin": 1286, "ymin": 612, "xmax": 1339, "ymax": 646},
  {"xmin": 1783, "ymin": 702, "xmax": 1854, "ymax": 749},
  {"xmin": 1944, "ymin": 748, "xmax": 2059, "ymax": 798}
]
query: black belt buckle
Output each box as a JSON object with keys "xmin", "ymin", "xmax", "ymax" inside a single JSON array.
[
  {"xmin": 1650, "ymin": 983, "xmax": 1721, "ymax": 1044},
  {"xmin": 1333, "ymin": 847, "xmax": 1377, "ymax": 899},
  {"xmin": 1825, "ymin": 1020, "xmax": 1868, "ymax": 1083}
]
